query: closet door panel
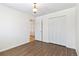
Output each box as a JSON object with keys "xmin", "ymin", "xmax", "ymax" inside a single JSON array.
[{"xmin": 48, "ymin": 16, "xmax": 66, "ymax": 46}]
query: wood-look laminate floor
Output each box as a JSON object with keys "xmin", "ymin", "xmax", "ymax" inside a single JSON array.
[{"xmin": 0, "ymin": 40, "xmax": 77, "ymax": 56}]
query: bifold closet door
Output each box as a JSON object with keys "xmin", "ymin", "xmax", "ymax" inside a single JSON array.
[
  {"xmin": 35, "ymin": 8, "xmax": 76, "ymax": 49},
  {"xmin": 48, "ymin": 16, "xmax": 66, "ymax": 46}
]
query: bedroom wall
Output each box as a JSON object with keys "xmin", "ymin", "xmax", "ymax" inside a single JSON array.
[
  {"xmin": 76, "ymin": 4, "xmax": 79, "ymax": 55},
  {"xmin": 0, "ymin": 4, "xmax": 31, "ymax": 52}
]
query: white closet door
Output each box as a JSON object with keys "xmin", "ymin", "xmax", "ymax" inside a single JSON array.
[
  {"xmin": 36, "ymin": 8, "xmax": 76, "ymax": 49},
  {"xmin": 48, "ymin": 16, "xmax": 66, "ymax": 46}
]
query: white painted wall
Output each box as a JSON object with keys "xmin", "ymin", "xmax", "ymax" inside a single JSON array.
[
  {"xmin": 0, "ymin": 4, "xmax": 31, "ymax": 52},
  {"xmin": 35, "ymin": 7, "xmax": 76, "ymax": 49},
  {"xmin": 76, "ymin": 4, "xmax": 79, "ymax": 56}
]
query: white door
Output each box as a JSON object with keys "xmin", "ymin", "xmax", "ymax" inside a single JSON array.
[{"xmin": 48, "ymin": 16, "xmax": 66, "ymax": 46}]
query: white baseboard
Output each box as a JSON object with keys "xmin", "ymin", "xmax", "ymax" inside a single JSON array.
[
  {"xmin": 76, "ymin": 49, "xmax": 79, "ymax": 56},
  {"xmin": 0, "ymin": 41, "xmax": 29, "ymax": 52}
]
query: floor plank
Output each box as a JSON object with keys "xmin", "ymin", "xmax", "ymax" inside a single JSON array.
[{"xmin": 0, "ymin": 40, "xmax": 77, "ymax": 56}]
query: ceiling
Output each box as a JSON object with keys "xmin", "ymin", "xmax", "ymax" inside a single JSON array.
[{"xmin": 1, "ymin": 3, "xmax": 76, "ymax": 17}]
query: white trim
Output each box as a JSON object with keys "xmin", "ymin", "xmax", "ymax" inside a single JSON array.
[
  {"xmin": 0, "ymin": 41, "xmax": 29, "ymax": 52},
  {"xmin": 76, "ymin": 49, "xmax": 79, "ymax": 56}
]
